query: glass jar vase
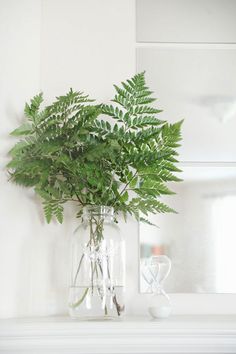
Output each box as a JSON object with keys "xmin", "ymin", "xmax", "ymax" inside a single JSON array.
[{"xmin": 68, "ymin": 206, "xmax": 125, "ymax": 319}]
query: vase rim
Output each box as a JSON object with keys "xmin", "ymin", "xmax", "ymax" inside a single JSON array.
[{"xmin": 83, "ymin": 205, "xmax": 114, "ymax": 216}]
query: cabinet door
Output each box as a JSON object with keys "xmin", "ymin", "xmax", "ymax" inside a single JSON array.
[
  {"xmin": 137, "ymin": 47, "xmax": 236, "ymax": 162},
  {"xmin": 136, "ymin": 0, "xmax": 236, "ymax": 43}
]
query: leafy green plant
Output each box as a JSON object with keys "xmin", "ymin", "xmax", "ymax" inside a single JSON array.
[{"xmin": 7, "ymin": 72, "xmax": 183, "ymax": 224}]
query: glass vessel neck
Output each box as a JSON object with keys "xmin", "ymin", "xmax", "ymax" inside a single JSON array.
[{"xmin": 83, "ymin": 205, "xmax": 115, "ymax": 222}]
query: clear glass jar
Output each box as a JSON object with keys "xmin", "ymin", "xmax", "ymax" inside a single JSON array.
[{"xmin": 68, "ymin": 206, "xmax": 125, "ymax": 319}]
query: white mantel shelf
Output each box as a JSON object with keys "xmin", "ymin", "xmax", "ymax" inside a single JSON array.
[{"xmin": 1, "ymin": 315, "xmax": 236, "ymax": 354}]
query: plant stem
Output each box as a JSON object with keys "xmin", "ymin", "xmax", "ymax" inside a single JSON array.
[
  {"xmin": 120, "ymin": 170, "xmax": 138, "ymax": 195},
  {"xmin": 72, "ymin": 237, "xmax": 92, "ymax": 286},
  {"xmin": 71, "ymin": 215, "xmax": 123, "ymax": 317},
  {"xmin": 111, "ymin": 170, "xmax": 138, "ymax": 209},
  {"xmin": 69, "ymin": 287, "xmax": 89, "ymax": 308}
]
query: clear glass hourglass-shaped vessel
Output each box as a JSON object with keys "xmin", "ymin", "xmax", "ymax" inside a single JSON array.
[{"xmin": 141, "ymin": 255, "xmax": 171, "ymax": 319}]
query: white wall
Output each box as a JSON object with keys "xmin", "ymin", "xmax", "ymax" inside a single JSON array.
[
  {"xmin": 0, "ymin": 0, "xmax": 136, "ymax": 318},
  {"xmin": 0, "ymin": 0, "xmax": 41, "ymax": 170},
  {"xmin": 40, "ymin": 0, "xmax": 135, "ymax": 102},
  {"xmin": 0, "ymin": 0, "xmax": 42, "ymax": 318}
]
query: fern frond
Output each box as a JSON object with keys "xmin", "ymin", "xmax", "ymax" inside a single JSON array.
[
  {"xmin": 24, "ymin": 92, "xmax": 43, "ymax": 123},
  {"xmin": 43, "ymin": 201, "xmax": 53, "ymax": 223},
  {"xmin": 10, "ymin": 123, "xmax": 32, "ymax": 137},
  {"xmin": 139, "ymin": 216, "xmax": 158, "ymax": 227}
]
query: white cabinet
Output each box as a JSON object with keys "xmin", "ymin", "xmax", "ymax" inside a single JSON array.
[
  {"xmin": 136, "ymin": 0, "xmax": 236, "ymax": 162},
  {"xmin": 136, "ymin": 46, "xmax": 236, "ymax": 161},
  {"xmin": 136, "ymin": 0, "xmax": 236, "ymax": 43}
]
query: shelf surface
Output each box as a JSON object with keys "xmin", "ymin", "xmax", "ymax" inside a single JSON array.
[{"xmin": 1, "ymin": 315, "xmax": 236, "ymax": 353}]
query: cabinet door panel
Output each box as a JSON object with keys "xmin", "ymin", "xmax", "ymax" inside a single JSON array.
[
  {"xmin": 137, "ymin": 0, "xmax": 236, "ymax": 43},
  {"xmin": 137, "ymin": 47, "xmax": 236, "ymax": 161}
]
